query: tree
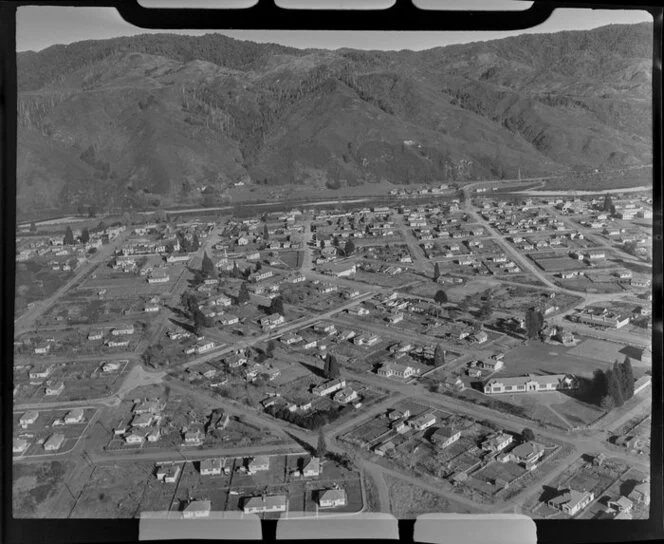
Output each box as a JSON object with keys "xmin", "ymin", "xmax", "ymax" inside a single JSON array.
[
  {"xmin": 63, "ymin": 226, "xmax": 75, "ymax": 245},
  {"xmin": 621, "ymin": 356, "xmax": 635, "ymax": 399},
  {"xmin": 201, "ymin": 251, "xmax": 215, "ymax": 278},
  {"xmin": 263, "ymin": 223, "xmax": 269, "ymax": 240},
  {"xmin": 181, "ymin": 291, "xmax": 199, "ymax": 317},
  {"xmin": 433, "ymin": 262, "xmax": 441, "ymax": 282},
  {"xmin": 193, "ymin": 308, "xmax": 208, "ymax": 334},
  {"xmin": 434, "ymin": 290, "xmax": 448, "ymax": 304},
  {"xmin": 269, "ymin": 296, "xmax": 284, "ymax": 316},
  {"xmin": 591, "ymin": 368, "xmax": 609, "ymax": 403},
  {"xmin": 324, "ymin": 354, "xmax": 340, "ymax": 379},
  {"xmin": 606, "ymin": 367, "xmax": 624, "ymax": 408},
  {"xmin": 602, "ymin": 194, "xmax": 613, "ymax": 213},
  {"xmin": 29, "ymin": 222, "xmax": 37, "ymax": 233},
  {"xmin": 316, "ymin": 430, "xmax": 327, "ymax": 458},
  {"xmin": 255, "ymin": 261, "xmax": 262, "ymax": 272},
  {"xmin": 88, "ymin": 205, "xmax": 97, "ymax": 218},
  {"xmin": 266, "ymin": 340, "xmax": 276, "ymax": 357},
  {"xmin": 191, "ymin": 234, "xmax": 200, "ymax": 251},
  {"xmin": 521, "ymin": 428, "xmax": 535, "ymax": 442},
  {"xmin": 344, "ymin": 239, "xmax": 355, "ymax": 256},
  {"xmin": 232, "ymin": 261, "xmax": 241, "ymax": 278},
  {"xmin": 434, "ymin": 344, "xmax": 445, "ymax": 366},
  {"xmin": 477, "ymin": 301, "xmax": 493, "ymax": 321},
  {"xmin": 524, "ymin": 307, "xmax": 544, "ymax": 340},
  {"xmin": 237, "ymin": 282, "xmax": 250, "ymax": 305},
  {"xmin": 600, "ymin": 394, "xmax": 615, "ymax": 411},
  {"xmin": 80, "ymin": 228, "xmax": 90, "ymax": 244}
]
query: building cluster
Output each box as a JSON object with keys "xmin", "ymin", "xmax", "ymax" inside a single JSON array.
[{"xmin": 114, "ymin": 398, "xmax": 166, "ymax": 445}]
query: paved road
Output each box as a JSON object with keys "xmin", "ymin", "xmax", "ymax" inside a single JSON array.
[{"xmin": 88, "ymin": 442, "xmax": 306, "ymax": 465}]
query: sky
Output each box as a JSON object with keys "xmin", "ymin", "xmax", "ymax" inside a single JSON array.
[{"xmin": 16, "ymin": 2, "xmax": 653, "ymax": 53}]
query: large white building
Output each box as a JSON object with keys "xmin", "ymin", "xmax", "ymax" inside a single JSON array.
[{"xmin": 484, "ymin": 374, "xmax": 577, "ymax": 395}]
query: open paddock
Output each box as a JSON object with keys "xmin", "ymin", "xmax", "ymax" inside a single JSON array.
[
  {"xmin": 531, "ymin": 254, "xmax": 587, "ymax": 273},
  {"xmin": 78, "ymin": 264, "xmax": 187, "ymax": 298}
]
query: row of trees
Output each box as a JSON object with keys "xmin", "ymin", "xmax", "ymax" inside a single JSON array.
[
  {"xmin": 524, "ymin": 307, "xmax": 545, "ymax": 340},
  {"xmin": 323, "ymin": 354, "xmax": 341, "ymax": 379},
  {"xmin": 264, "ymin": 403, "xmax": 350, "ymax": 431},
  {"xmin": 591, "ymin": 357, "xmax": 635, "ymax": 410},
  {"xmin": 63, "ymin": 226, "xmax": 91, "ymax": 245}
]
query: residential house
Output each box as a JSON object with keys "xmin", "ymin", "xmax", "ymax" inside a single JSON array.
[
  {"xmin": 45, "ymin": 380, "xmax": 65, "ymax": 396},
  {"xmin": 608, "ymin": 496, "xmax": 633, "ymax": 514},
  {"xmin": 261, "ymin": 314, "xmax": 285, "ymax": 331},
  {"xmin": 242, "ymin": 495, "xmax": 287, "ymax": 514},
  {"xmin": 478, "ymin": 359, "xmax": 503, "ymax": 372},
  {"xmin": 628, "ymin": 481, "xmax": 650, "ymax": 506},
  {"xmin": 64, "ymin": 408, "xmax": 85, "ymax": 424},
  {"xmin": 377, "ymin": 362, "xmax": 419, "ymax": 379},
  {"xmin": 509, "ymin": 442, "xmax": 544, "ymax": 468},
  {"xmin": 131, "ymin": 413, "xmax": 153, "ymax": 428},
  {"xmin": 200, "ymin": 458, "xmax": 224, "ymax": 476},
  {"xmin": 247, "ymin": 456, "xmax": 270, "ymax": 473},
  {"xmin": 312, "ymin": 378, "xmax": 346, "ymax": 397},
  {"xmin": 13, "ymin": 437, "xmax": 30, "ymax": 454},
  {"xmin": 19, "ymin": 410, "xmax": 39, "ymax": 428},
  {"xmin": 184, "ymin": 428, "xmax": 204, "ymax": 446},
  {"xmin": 43, "ymin": 433, "xmax": 65, "ymax": 451},
  {"xmin": 431, "ymin": 426, "xmax": 461, "ymax": 449},
  {"xmin": 302, "ymin": 457, "xmax": 321, "ymax": 478},
  {"xmin": 409, "ymin": 412, "xmax": 436, "ymax": 431},
  {"xmin": 318, "ymin": 488, "xmax": 347, "ymax": 508},
  {"xmin": 333, "ymin": 387, "xmax": 358, "ymax": 404},
  {"xmin": 29, "ymin": 364, "xmax": 55, "ymax": 380},
  {"xmin": 183, "ymin": 500, "xmax": 211, "ymax": 519},
  {"xmin": 156, "ymin": 463, "xmax": 182, "ymax": 483},
  {"xmin": 481, "ymin": 432, "xmax": 513, "ymax": 453},
  {"xmin": 547, "ymin": 489, "xmax": 595, "ymax": 516},
  {"xmin": 125, "ymin": 431, "xmax": 146, "ymax": 445}
]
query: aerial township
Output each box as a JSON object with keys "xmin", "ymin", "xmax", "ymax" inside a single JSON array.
[{"xmin": 13, "ymin": 183, "xmax": 652, "ymax": 519}]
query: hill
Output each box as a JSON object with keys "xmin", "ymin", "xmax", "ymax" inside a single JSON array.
[{"xmin": 16, "ymin": 23, "xmax": 652, "ymax": 218}]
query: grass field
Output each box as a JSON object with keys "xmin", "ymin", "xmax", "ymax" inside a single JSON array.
[
  {"xmin": 568, "ymin": 339, "xmax": 630, "ymax": 364},
  {"xmin": 501, "ymin": 338, "xmax": 622, "ymax": 379}
]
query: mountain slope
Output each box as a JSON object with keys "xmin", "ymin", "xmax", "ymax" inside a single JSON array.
[{"xmin": 16, "ymin": 23, "xmax": 652, "ymax": 217}]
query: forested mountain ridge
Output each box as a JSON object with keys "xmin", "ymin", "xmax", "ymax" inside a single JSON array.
[{"xmin": 17, "ymin": 23, "xmax": 652, "ymax": 216}]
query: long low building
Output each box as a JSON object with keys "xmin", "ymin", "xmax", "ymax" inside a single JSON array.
[
  {"xmin": 484, "ymin": 374, "xmax": 577, "ymax": 395},
  {"xmin": 572, "ymin": 308, "xmax": 630, "ymax": 329}
]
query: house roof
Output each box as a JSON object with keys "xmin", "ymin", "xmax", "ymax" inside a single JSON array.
[
  {"xmin": 184, "ymin": 500, "xmax": 211, "ymax": 513},
  {"xmin": 320, "ymin": 488, "xmax": 347, "ymax": 502},
  {"xmin": 433, "ymin": 426, "xmax": 459, "ymax": 439},
  {"xmin": 549, "ymin": 488, "xmax": 591, "ymax": 508},
  {"xmin": 486, "ymin": 374, "xmax": 572, "ymax": 388},
  {"xmin": 249, "ymin": 455, "xmax": 270, "ymax": 466},
  {"xmin": 510, "ymin": 442, "xmax": 543, "ymax": 459},
  {"xmin": 244, "ymin": 495, "xmax": 286, "ymax": 509},
  {"xmin": 304, "ymin": 457, "xmax": 321, "ymax": 473}
]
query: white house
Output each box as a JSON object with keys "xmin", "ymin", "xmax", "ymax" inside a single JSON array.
[{"xmin": 318, "ymin": 488, "xmax": 347, "ymax": 508}]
